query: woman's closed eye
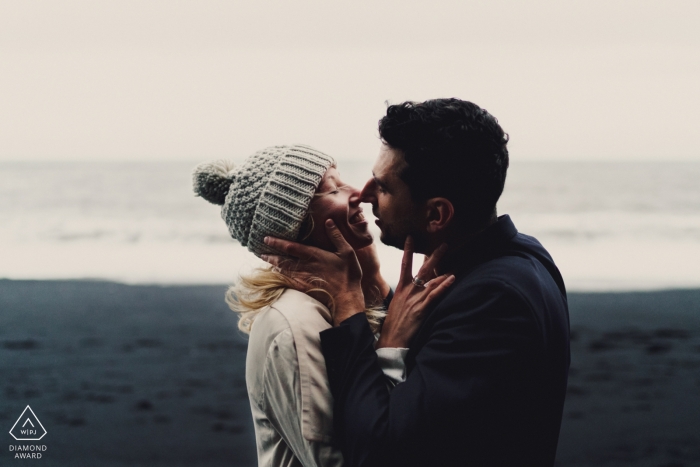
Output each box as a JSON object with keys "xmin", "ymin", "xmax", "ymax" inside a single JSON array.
[{"xmin": 316, "ymin": 185, "xmax": 350, "ymax": 196}]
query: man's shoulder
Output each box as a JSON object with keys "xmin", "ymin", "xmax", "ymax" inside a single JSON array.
[
  {"xmin": 455, "ymin": 253, "xmax": 545, "ymax": 294},
  {"xmin": 439, "ymin": 238, "xmax": 566, "ymax": 317}
]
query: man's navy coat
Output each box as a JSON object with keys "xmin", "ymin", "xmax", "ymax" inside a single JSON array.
[{"xmin": 320, "ymin": 215, "xmax": 570, "ymax": 467}]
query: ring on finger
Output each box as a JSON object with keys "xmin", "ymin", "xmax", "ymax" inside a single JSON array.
[{"xmin": 412, "ymin": 276, "xmax": 427, "ymax": 288}]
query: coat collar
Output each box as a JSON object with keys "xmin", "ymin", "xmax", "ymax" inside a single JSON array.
[
  {"xmin": 403, "ymin": 215, "xmax": 519, "ymax": 374},
  {"xmin": 438, "ymin": 214, "xmax": 518, "ymax": 276}
]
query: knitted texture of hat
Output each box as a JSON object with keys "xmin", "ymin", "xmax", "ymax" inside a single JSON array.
[{"xmin": 193, "ymin": 145, "xmax": 335, "ymax": 258}]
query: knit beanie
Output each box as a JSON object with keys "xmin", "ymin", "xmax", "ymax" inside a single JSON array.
[{"xmin": 192, "ymin": 145, "xmax": 335, "ymax": 257}]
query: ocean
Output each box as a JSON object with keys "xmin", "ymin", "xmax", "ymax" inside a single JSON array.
[{"xmin": 1, "ymin": 160, "xmax": 698, "ymax": 291}]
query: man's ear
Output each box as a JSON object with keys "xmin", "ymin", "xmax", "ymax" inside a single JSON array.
[{"xmin": 425, "ymin": 197, "xmax": 454, "ymax": 233}]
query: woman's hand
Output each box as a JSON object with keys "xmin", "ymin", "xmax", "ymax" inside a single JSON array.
[
  {"xmin": 262, "ymin": 219, "xmax": 365, "ymax": 326},
  {"xmin": 376, "ymin": 236, "xmax": 455, "ymax": 349},
  {"xmin": 355, "ymin": 242, "xmax": 391, "ymax": 307}
]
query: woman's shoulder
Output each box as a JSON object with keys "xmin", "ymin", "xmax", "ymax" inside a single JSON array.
[
  {"xmin": 270, "ymin": 289, "xmax": 333, "ymax": 330},
  {"xmin": 248, "ymin": 289, "xmax": 331, "ymax": 348},
  {"xmin": 247, "ymin": 304, "xmax": 290, "ymax": 346}
]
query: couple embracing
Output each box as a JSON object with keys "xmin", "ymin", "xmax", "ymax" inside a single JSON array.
[{"xmin": 193, "ymin": 98, "xmax": 570, "ymax": 467}]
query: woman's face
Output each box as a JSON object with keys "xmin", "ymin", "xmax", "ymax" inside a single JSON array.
[{"xmin": 305, "ymin": 167, "xmax": 373, "ymax": 251}]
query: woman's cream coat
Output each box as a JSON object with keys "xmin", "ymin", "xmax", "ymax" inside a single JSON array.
[{"xmin": 245, "ymin": 288, "xmax": 406, "ymax": 467}]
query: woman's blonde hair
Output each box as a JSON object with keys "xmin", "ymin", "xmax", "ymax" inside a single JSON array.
[{"xmin": 225, "ymin": 213, "xmax": 386, "ymax": 334}]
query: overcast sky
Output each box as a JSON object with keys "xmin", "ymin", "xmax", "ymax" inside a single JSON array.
[{"xmin": 1, "ymin": 0, "xmax": 698, "ymax": 162}]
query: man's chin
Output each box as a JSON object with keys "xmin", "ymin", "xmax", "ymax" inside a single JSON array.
[
  {"xmin": 380, "ymin": 230, "xmax": 428, "ymax": 252},
  {"xmin": 378, "ymin": 232, "xmax": 405, "ymax": 250}
]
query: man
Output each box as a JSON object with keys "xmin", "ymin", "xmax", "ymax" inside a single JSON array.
[{"xmin": 264, "ymin": 98, "xmax": 570, "ymax": 466}]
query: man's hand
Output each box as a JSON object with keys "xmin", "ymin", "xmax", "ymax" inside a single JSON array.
[
  {"xmin": 376, "ymin": 237, "xmax": 455, "ymax": 349},
  {"xmin": 262, "ymin": 219, "xmax": 365, "ymax": 326}
]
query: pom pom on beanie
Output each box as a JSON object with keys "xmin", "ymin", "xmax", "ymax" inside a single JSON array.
[
  {"xmin": 192, "ymin": 160, "xmax": 237, "ymax": 205},
  {"xmin": 192, "ymin": 145, "xmax": 335, "ymax": 258}
]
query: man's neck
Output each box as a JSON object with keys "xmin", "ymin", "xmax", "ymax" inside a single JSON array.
[
  {"xmin": 428, "ymin": 214, "xmax": 499, "ymax": 274},
  {"xmin": 426, "ymin": 214, "xmax": 497, "ymax": 253}
]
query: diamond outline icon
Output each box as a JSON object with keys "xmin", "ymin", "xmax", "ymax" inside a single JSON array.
[{"xmin": 9, "ymin": 406, "xmax": 47, "ymax": 441}]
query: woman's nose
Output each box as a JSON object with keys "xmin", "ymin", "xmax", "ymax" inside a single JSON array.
[{"xmin": 348, "ymin": 186, "xmax": 362, "ymax": 205}]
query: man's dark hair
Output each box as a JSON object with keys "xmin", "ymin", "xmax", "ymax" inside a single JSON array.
[{"xmin": 378, "ymin": 98, "xmax": 509, "ymax": 228}]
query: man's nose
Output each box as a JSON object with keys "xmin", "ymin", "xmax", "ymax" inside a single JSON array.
[{"xmin": 359, "ymin": 179, "xmax": 376, "ymax": 203}]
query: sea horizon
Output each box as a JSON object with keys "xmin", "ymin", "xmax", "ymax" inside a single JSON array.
[{"xmin": 2, "ymin": 159, "xmax": 699, "ymax": 292}]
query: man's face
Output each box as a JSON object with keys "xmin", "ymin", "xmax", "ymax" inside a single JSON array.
[{"xmin": 360, "ymin": 144, "xmax": 426, "ymax": 250}]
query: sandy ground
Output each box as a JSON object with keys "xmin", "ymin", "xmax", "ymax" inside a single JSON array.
[
  {"xmin": 557, "ymin": 290, "xmax": 700, "ymax": 467},
  {"xmin": 1, "ymin": 280, "xmax": 699, "ymax": 466}
]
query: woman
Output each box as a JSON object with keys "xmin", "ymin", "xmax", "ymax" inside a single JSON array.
[{"xmin": 192, "ymin": 145, "xmax": 403, "ymax": 467}]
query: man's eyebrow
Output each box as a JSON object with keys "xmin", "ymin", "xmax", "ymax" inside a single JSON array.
[{"xmin": 372, "ymin": 172, "xmax": 389, "ymax": 189}]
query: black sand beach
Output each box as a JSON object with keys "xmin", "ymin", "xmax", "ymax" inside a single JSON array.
[{"xmin": 2, "ymin": 280, "xmax": 700, "ymax": 466}]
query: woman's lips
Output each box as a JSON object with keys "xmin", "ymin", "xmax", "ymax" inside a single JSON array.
[{"xmin": 349, "ymin": 211, "xmax": 366, "ymax": 225}]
